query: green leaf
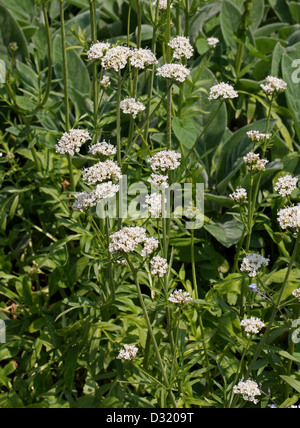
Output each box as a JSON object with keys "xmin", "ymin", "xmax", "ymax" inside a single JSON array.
[
  {"xmin": 204, "ymin": 217, "xmax": 244, "ymax": 248},
  {"xmin": 172, "ymin": 117, "xmax": 198, "ymax": 150},
  {"xmin": 280, "ymin": 375, "xmax": 300, "ymax": 393},
  {"xmin": 0, "ymin": 3, "xmax": 29, "ymax": 60},
  {"xmin": 64, "ymin": 346, "xmax": 80, "ymax": 392},
  {"xmin": 220, "ymin": 1, "xmax": 242, "ymax": 50}
]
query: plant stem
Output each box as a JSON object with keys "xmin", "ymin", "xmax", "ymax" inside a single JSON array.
[
  {"xmin": 116, "ymin": 70, "xmax": 122, "ymax": 166},
  {"xmin": 126, "ymin": 256, "xmax": 178, "ymax": 408},
  {"xmin": 60, "ymin": 0, "xmax": 75, "ymax": 192},
  {"xmin": 89, "ymin": 0, "xmax": 100, "ymax": 143},
  {"xmin": 237, "ymin": 233, "xmax": 300, "ymax": 402}
]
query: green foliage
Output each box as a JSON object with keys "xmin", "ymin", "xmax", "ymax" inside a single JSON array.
[{"xmin": 0, "ymin": 0, "xmax": 299, "ymax": 409}]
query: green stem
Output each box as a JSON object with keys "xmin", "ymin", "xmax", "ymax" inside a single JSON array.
[
  {"xmin": 89, "ymin": 0, "xmax": 99, "ymax": 142},
  {"xmin": 116, "ymin": 70, "xmax": 122, "ymax": 166},
  {"xmin": 127, "ymin": 257, "xmax": 178, "ymax": 408},
  {"xmin": 60, "ymin": 0, "xmax": 75, "ymax": 192},
  {"xmin": 191, "ymin": 229, "xmax": 198, "ymax": 299},
  {"xmin": 235, "ymin": 233, "xmax": 300, "ymax": 404}
]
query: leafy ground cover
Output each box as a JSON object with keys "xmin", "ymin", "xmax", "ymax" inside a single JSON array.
[{"xmin": 0, "ymin": 0, "xmax": 300, "ymax": 408}]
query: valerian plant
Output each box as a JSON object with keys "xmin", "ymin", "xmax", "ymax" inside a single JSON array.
[{"xmin": 0, "ymin": 0, "xmax": 299, "ymax": 409}]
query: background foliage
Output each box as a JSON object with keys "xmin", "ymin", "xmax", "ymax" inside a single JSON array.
[{"xmin": 0, "ymin": 0, "xmax": 299, "ymax": 408}]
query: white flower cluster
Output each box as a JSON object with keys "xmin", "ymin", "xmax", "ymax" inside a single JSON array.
[
  {"xmin": 56, "ymin": 129, "xmax": 91, "ymax": 156},
  {"xmin": 243, "ymin": 152, "xmax": 269, "ymax": 172},
  {"xmin": 109, "ymin": 226, "xmax": 159, "ymax": 257},
  {"xmin": 117, "ymin": 344, "xmax": 138, "ymax": 361},
  {"xmin": 129, "ymin": 48, "xmax": 158, "ymax": 69},
  {"xmin": 208, "ymin": 82, "xmax": 238, "ymax": 101},
  {"xmin": 168, "ymin": 289, "xmax": 193, "ymax": 305},
  {"xmin": 207, "ymin": 37, "xmax": 219, "ymax": 48},
  {"xmin": 247, "ymin": 130, "xmax": 272, "ymax": 143},
  {"xmin": 230, "ymin": 187, "xmax": 247, "ymax": 202},
  {"xmin": 73, "ymin": 182, "xmax": 120, "ymax": 212},
  {"xmin": 153, "ymin": 0, "xmax": 173, "ymax": 10},
  {"xmin": 148, "ymin": 173, "xmax": 169, "ymax": 189},
  {"xmin": 156, "ymin": 63, "xmax": 190, "ymax": 82},
  {"xmin": 168, "ymin": 36, "xmax": 194, "ymax": 60},
  {"xmin": 100, "ymin": 76, "xmax": 111, "ymax": 89},
  {"xmin": 233, "ymin": 380, "xmax": 261, "ymax": 404},
  {"xmin": 101, "ymin": 45, "xmax": 132, "ymax": 72},
  {"xmin": 89, "ymin": 140, "xmax": 117, "ymax": 157},
  {"xmin": 120, "ymin": 98, "xmax": 146, "ymax": 119},
  {"xmin": 277, "ymin": 205, "xmax": 300, "ymax": 231},
  {"xmin": 87, "ymin": 41, "xmax": 111, "ymax": 61},
  {"xmin": 241, "ymin": 253, "xmax": 270, "ymax": 277},
  {"xmin": 292, "ymin": 288, "xmax": 300, "ymax": 301},
  {"xmin": 150, "ymin": 256, "xmax": 168, "ymax": 277},
  {"xmin": 143, "ymin": 193, "xmax": 166, "ymax": 218},
  {"xmin": 149, "ymin": 150, "xmax": 181, "ymax": 172},
  {"xmin": 261, "ymin": 76, "xmax": 287, "ymax": 95},
  {"xmin": 274, "ymin": 174, "xmax": 298, "ymax": 197},
  {"xmin": 82, "ymin": 160, "xmax": 122, "ymax": 185},
  {"xmin": 240, "ymin": 317, "xmax": 265, "ymax": 337}
]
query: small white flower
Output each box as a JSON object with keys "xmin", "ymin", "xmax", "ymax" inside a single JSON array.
[
  {"xmin": 87, "ymin": 42, "xmax": 111, "ymax": 61},
  {"xmin": 143, "ymin": 193, "xmax": 166, "ymax": 218},
  {"xmin": 278, "ymin": 205, "xmax": 300, "ymax": 231},
  {"xmin": 247, "ymin": 130, "xmax": 272, "ymax": 143},
  {"xmin": 233, "ymin": 379, "xmax": 261, "ymax": 404},
  {"xmin": 243, "ymin": 152, "xmax": 269, "ymax": 172},
  {"xmin": 89, "ymin": 140, "xmax": 117, "ymax": 157},
  {"xmin": 261, "ymin": 76, "xmax": 287, "ymax": 95},
  {"xmin": 120, "ymin": 98, "xmax": 146, "ymax": 119},
  {"xmin": 241, "ymin": 253, "xmax": 270, "ymax": 278},
  {"xmin": 150, "ymin": 256, "xmax": 168, "ymax": 277},
  {"xmin": 230, "ymin": 187, "xmax": 248, "ymax": 202},
  {"xmin": 156, "ymin": 63, "xmax": 190, "ymax": 83},
  {"xmin": 168, "ymin": 36, "xmax": 194, "ymax": 60},
  {"xmin": 56, "ymin": 129, "xmax": 91, "ymax": 156},
  {"xmin": 100, "ymin": 76, "xmax": 111, "ymax": 89},
  {"xmin": 141, "ymin": 237, "xmax": 159, "ymax": 258},
  {"xmin": 109, "ymin": 227, "xmax": 159, "ymax": 258},
  {"xmin": 73, "ymin": 191, "xmax": 96, "ymax": 212},
  {"xmin": 168, "ymin": 289, "xmax": 193, "ymax": 305},
  {"xmin": 240, "ymin": 317, "xmax": 265, "ymax": 337},
  {"xmin": 93, "ymin": 182, "xmax": 119, "ymax": 200},
  {"xmin": 207, "ymin": 37, "xmax": 219, "ymax": 48},
  {"xmin": 129, "ymin": 48, "xmax": 158, "ymax": 69},
  {"xmin": 149, "ymin": 150, "xmax": 181, "ymax": 172},
  {"xmin": 274, "ymin": 175, "xmax": 298, "ymax": 197},
  {"xmin": 208, "ymin": 82, "xmax": 238, "ymax": 101},
  {"xmin": 117, "ymin": 344, "xmax": 138, "ymax": 361},
  {"xmin": 101, "ymin": 45, "xmax": 131, "ymax": 72},
  {"xmin": 148, "ymin": 173, "xmax": 169, "ymax": 189},
  {"xmin": 82, "ymin": 160, "xmax": 122, "ymax": 185},
  {"xmin": 292, "ymin": 288, "xmax": 300, "ymax": 301}
]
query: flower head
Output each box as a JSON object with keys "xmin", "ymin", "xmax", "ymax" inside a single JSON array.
[
  {"xmin": 261, "ymin": 76, "xmax": 287, "ymax": 95},
  {"xmin": 149, "ymin": 150, "xmax": 181, "ymax": 172},
  {"xmin": 101, "ymin": 45, "xmax": 131, "ymax": 72},
  {"xmin": 240, "ymin": 317, "xmax": 265, "ymax": 337},
  {"xmin": 274, "ymin": 175, "xmax": 298, "ymax": 197},
  {"xmin": 247, "ymin": 130, "xmax": 272, "ymax": 143},
  {"xmin": 56, "ymin": 129, "xmax": 91, "ymax": 156},
  {"xmin": 109, "ymin": 227, "xmax": 158, "ymax": 257},
  {"xmin": 168, "ymin": 289, "xmax": 193, "ymax": 305},
  {"xmin": 117, "ymin": 344, "xmax": 138, "ymax": 361},
  {"xmin": 87, "ymin": 42, "xmax": 111, "ymax": 61},
  {"xmin": 208, "ymin": 82, "xmax": 238, "ymax": 101},
  {"xmin": 278, "ymin": 205, "xmax": 300, "ymax": 231},
  {"xmin": 129, "ymin": 48, "xmax": 158, "ymax": 69},
  {"xmin": 207, "ymin": 37, "xmax": 219, "ymax": 48},
  {"xmin": 233, "ymin": 379, "xmax": 261, "ymax": 404},
  {"xmin": 120, "ymin": 98, "xmax": 146, "ymax": 119},
  {"xmin": 168, "ymin": 36, "xmax": 194, "ymax": 60},
  {"xmin": 150, "ymin": 256, "xmax": 168, "ymax": 277},
  {"xmin": 82, "ymin": 160, "xmax": 122, "ymax": 185},
  {"xmin": 243, "ymin": 152, "xmax": 269, "ymax": 172},
  {"xmin": 153, "ymin": 0, "xmax": 173, "ymax": 10},
  {"xmin": 156, "ymin": 63, "xmax": 190, "ymax": 82},
  {"xmin": 143, "ymin": 193, "xmax": 166, "ymax": 219},
  {"xmin": 89, "ymin": 140, "xmax": 117, "ymax": 157},
  {"xmin": 230, "ymin": 187, "xmax": 247, "ymax": 202},
  {"xmin": 292, "ymin": 288, "xmax": 300, "ymax": 301},
  {"xmin": 241, "ymin": 253, "xmax": 270, "ymax": 278},
  {"xmin": 148, "ymin": 173, "xmax": 169, "ymax": 189}
]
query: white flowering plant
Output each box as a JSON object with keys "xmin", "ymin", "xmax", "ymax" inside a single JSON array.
[{"xmin": 0, "ymin": 0, "xmax": 300, "ymax": 411}]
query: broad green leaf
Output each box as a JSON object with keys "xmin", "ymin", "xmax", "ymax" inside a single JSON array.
[
  {"xmin": 172, "ymin": 117, "xmax": 198, "ymax": 150},
  {"xmin": 0, "ymin": 3, "xmax": 29, "ymax": 60}
]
